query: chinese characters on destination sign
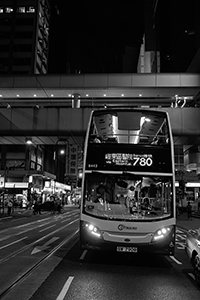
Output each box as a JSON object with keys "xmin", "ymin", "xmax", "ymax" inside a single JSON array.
[{"xmin": 105, "ymin": 153, "xmax": 153, "ymax": 167}]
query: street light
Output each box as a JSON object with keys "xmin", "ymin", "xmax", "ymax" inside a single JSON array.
[
  {"xmin": 54, "ymin": 139, "xmax": 69, "ymax": 183},
  {"xmin": 60, "ymin": 149, "xmax": 65, "ymax": 155}
]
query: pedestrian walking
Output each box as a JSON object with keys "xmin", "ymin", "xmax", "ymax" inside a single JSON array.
[
  {"xmin": 33, "ymin": 200, "xmax": 38, "ymax": 215},
  {"xmin": 57, "ymin": 199, "xmax": 62, "ymax": 214},
  {"xmin": 7, "ymin": 199, "xmax": 12, "ymax": 216},
  {"xmin": 176, "ymin": 202, "xmax": 179, "ymax": 216},
  {"xmin": 198, "ymin": 197, "xmax": 200, "ymax": 211},
  {"xmin": 50, "ymin": 200, "xmax": 55, "ymax": 214},
  {"xmin": 37, "ymin": 201, "xmax": 41, "ymax": 214},
  {"xmin": 186, "ymin": 201, "xmax": 192, "ymax": 220},
  {"xmin": 50, "ymin": 195, "xmax": 56, "ymax": 214},
  {"xmin": 37, "ymin": 196, "xmax": 42, "ymax": 214}
]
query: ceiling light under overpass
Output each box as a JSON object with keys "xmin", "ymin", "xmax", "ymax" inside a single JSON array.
[{"xmin": 25, "ymin": 137, "xmax": 33, "ymax": 145}]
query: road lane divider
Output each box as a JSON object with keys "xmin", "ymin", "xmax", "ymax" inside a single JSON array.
[
  {"xmin": 0, "ymin": 236, "xmax": 27, "ymax": 250},
  {"xmin": 0, "ymin": 230, "xmax": 79, "ymax": 300},
  {"xmin": 176, "ymin": 234, "xmax": 186, "ymax": 240},
  {"xmin": 79, "ymin": 250, "xmax": 88, "ymax": 260},
  {"xmin": 61, "ymin": 218, "xmax": 71, "ymax": 223},
  {"xmin": 11, "ymin": 217, "xmax": 28, "ymax": 222},
  {"xmin": 0, "ymin": 214, "xmax": 78, "ymax": 241},
  {"xmin": 175, "ymin": 241, "xmax": 185, "ymax": 249},
  {"xmin": 169, "ymin": 256, "xmax": 182, "ymax": 265},
  {"xmin": 39, "ymin": 224, "xmax": 56, "ymax": 233},
  {"xmin": 16, "ymin": 217, "xmax": 52, "ymax": 228},
  {"xmin": 0, "ymin": 218, "xmax": 79, "ymax": 264},
  {"xmin": 31, "ymin": 237, "xmax": 59, "ymax": 254},
  {"xmin": 56, "ymin": 276, "xmax": 74, "ymax": 300},
  {"xmin": 188, "ymin": 272, "xmax": 195, "ymax": 281}
]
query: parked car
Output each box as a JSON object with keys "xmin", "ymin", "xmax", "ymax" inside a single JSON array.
[
  {"xmin": 40, "ymin": 200, "xmax": 63, "ymax": 213},
  {"xmin": 185, "ymin": 227, "xmax": 200, "ymax": 287},
  {"xmin": 39, "ymin": 201, "xmax": 53, "ymax": 211}
]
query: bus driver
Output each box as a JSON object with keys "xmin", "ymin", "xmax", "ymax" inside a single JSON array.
[{"xmin": 95, "ymin": 184, "xmax": 110, "ymax": 203}]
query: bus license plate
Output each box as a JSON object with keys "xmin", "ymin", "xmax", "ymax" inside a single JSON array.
[{"xmin": 117, "ymin": 246, "xmax": 138, "ymax": 253}]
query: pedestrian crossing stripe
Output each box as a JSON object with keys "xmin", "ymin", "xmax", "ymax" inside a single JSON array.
[
  {"xmin": 176, "ymin": 242, "xmax": 185, "ymax": 249},
  {"xmin": 176, "ymin": 234, "xmax": 186, "ymax": 240}
]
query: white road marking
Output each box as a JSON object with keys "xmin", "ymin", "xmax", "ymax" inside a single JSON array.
[
  {"xmin": 56, "ymin": 276, "xmax": 74, "ymax": 300},
  {"xmin": 61, "ymin": 218, "xmax": 71, "ymax": 223},
  {"xmin": 16, "ymin": 217, "xmax": 52, "ymax": 228},
  {"xmin": 31, "ymin": 236, "xmax": 59, "ymax": 254},
  {"xmin": 176, "ymin": 234, "xmax": 186, "ymax": 240},
  {"xmin": 0, "ymin": 236, "xmax": 27, "ymax": 250},
  {"xmin": 11, "ymin": 217, "xmax": 27, "ymax": 222},
  {"xmin": 176, "ymin": 229, "xmax": 183, "ymax": 234},
  {"xmin": 0, "ymin": 216, "xmax": 12, "ymax": 221},
  {"xmin": 80, "ymin": 250, "xmax": 88, "ymax": 260},
  {"xmin": 188, "ymin": 272, "xmax": 195, "ymax": 280},
  {"xmin": 0, "ymin": 235, "xmax": 11, "ymax": 242},
  {"xmin": 0, "ymin": 217, "xmax": 64, "ymax": 240},
  {"xmin": 169, "ymin": 256, "xmax": 183, "ymax": 265},
  {"xmin": 176, "ymin": 242, "xmax": 185, "ymax": 249},
  {"xmin": 39, "ymin": 224, "xmax": 56, "ymax": 232}
]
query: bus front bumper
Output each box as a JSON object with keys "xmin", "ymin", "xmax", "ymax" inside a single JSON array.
[{"xmin": 79, "ymin": 224, "xmax": 175, "ymax": 256}]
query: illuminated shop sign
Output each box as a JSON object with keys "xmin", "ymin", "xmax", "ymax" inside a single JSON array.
[
  {"xmin": 105, "ymin": 153, "xmax": 153, "ymax": 167},
  {"xmin": 186, "ymin": 182, "xmax": 200, "ymax": 187},
  {"xmin": 5, "ymin": 182, "xmax": 29, "ymax": 188}
]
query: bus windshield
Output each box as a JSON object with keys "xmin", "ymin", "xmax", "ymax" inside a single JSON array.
[
  {"xmin": 83, "ymin": 173, "xmax": 173, "ymax": 221},
  {"xmin": 89, "ymin": 110, "xmax": 169, "ymax": 146}
]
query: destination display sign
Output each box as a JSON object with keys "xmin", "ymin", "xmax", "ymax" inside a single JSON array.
[
  {"xmin": 105, "ymin": 153, "xmax": 153, "ymax": 167},
  {"xmin": 86, "ymin": 145, "xmax": 172, "ymax": 173}
]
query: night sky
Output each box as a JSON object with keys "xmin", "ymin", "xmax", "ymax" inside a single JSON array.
[
  {"xmin": 47, "ymin": 1, "xmax": 200, "ymax": 74},
  {"xmin": 48, "ymin": 1, "xmax": 145, "ymax": 74}
]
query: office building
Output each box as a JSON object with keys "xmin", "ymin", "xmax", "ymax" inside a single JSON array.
[
  {"xmin": 0, "ymin": 0, "xmax": 50, "ymax": 74},
  {"xmin": 138, "ymin": 0, "xmax": 200, "ymax": 74}
]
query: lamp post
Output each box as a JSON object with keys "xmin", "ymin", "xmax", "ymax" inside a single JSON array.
[
  {"xmin": 25, "ymin": 137, "xmax": 33, "ymax": 204},
  {"xmin": 54, "ymin": 139, "xmax": 69, "ymax": 184}
]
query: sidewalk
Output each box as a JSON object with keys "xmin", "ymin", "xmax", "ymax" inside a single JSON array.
[{"xmin": 177, "ymin": 212, "xmax": 200, "ymax": 231}]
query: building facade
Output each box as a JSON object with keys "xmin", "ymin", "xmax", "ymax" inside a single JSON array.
[{"xmin": 0, "ymin": 0, "xmax": 50, "ymax": 74}]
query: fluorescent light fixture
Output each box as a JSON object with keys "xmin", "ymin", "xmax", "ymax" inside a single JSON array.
[
  {"xmin": 186, "ymin": 182, "xmax": 200, "ymax": 187},
  {"xmin": 25, "ymin": 137, "xmax": 33, "ymax": 145}
]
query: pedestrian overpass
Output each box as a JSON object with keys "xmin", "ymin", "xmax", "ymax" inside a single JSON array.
[{"xmin": 0, "ymin": 73, "xmax": 200, "ymax": 147}]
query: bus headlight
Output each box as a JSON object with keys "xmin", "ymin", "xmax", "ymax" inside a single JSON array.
[
  {"xmin": 152, "ymin": 226, "xmax": 173, "ymax": 242},
  {"xmin": 82, "ymin": 222, "xmax": 102, "ymax": 238}
]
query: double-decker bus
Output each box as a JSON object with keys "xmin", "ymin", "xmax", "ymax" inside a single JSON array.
[{"xmin": 80, "ymin": 108, "xmax": 176, "ymax": 255}]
